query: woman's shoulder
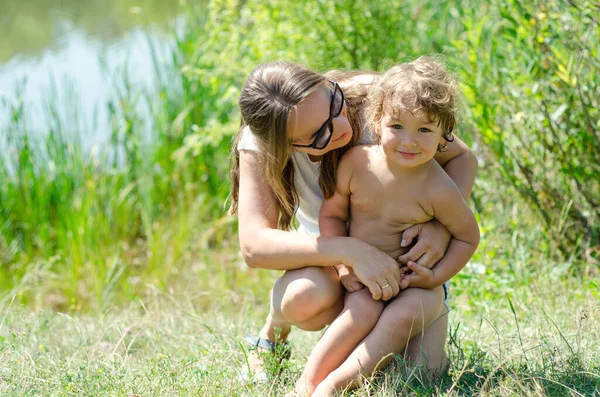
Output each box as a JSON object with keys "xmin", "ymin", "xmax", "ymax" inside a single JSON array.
[{"xmin": 238, "ymin": 126, "xmax": 260, "ymax": 152}]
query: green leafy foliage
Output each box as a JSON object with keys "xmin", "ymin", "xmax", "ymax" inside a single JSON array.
[
  {"xmin": 449, "ymin": 0, "xmax": 600, "ymax": 254},
  {"xmin": 1, "ymin": 0, "xmax": 598, "ymax": 308}
]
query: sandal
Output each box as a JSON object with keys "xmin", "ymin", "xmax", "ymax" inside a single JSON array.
[
  {"xmin": 239, "ymin": 334, "xmax": 292, "ymax": 383},
  {"xmin": 245, "ymin": 334, "xmax": 292, "ymax": 359}
]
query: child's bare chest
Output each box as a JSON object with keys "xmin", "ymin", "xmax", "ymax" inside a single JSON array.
[{"xmin": 349, "ymin": 167, "xmax": 433, "ymax": 226}]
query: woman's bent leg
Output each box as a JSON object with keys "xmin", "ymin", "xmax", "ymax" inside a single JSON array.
[
  {"xmin": 312, "ymin": 286, "xmax": 445, "ymax": 397},
  {"xmin": 259, "ymin": 266, "xmax": 344, "ymax": 343},
  {"xmin": 246, "ymin": 267, "xmax": 344, "ymax": 381},
  {"xmin": 295, "ymin": 289, "xmax": 385, "ymax": 395}
]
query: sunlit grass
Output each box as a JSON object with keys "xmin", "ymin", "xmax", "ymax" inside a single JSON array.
[{"xmin": 1, "ymin": 227, "xmax": 598, "ymax": 396}]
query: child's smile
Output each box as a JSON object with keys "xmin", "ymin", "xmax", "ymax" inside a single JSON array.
[{"xmin": 397, "ymin": 151, "xmax": 418, "ymax": 159}]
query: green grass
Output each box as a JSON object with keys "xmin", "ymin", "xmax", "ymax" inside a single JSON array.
[
  {"xmin": 2, "ymin": 184, "xmax": 599, "ymax": 396},
  {"xmin": 1, "ymin": 226, "xmax": 599, "ymax": 396}
]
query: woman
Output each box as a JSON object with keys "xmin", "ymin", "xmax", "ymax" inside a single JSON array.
[{"xmin": 230, "ymin": 61, "xmax": 477, "ymax": 391}]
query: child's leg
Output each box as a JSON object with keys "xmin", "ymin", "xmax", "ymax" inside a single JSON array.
[
  {"xmin": 311, "ymin": 286, "xmax": 445, "ymax": 397},
  {"xmin": 405, "ymin": 307, "xmax": 449, "ymax": 375},
  {"xmin": 294, "ymin": 288, "xmax": 385, "ymax": 395}
]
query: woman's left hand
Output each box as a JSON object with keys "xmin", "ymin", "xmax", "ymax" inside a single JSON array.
[{"xmin": 397, "ymin": 220, "xmax": 451, "ymax": 269}]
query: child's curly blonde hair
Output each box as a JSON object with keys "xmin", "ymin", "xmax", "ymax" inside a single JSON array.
[{"xmin": 365, "ymin": 56, "xmax": 459, "ymax": 151}]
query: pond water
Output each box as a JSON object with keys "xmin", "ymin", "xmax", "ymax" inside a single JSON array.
[{"xmin": 0, "ymin": 0, "xmax": 181, "ymax": 140}]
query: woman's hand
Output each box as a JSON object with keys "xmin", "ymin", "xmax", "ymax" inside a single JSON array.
[
  {"xmin": 335, "ymin": 265, "xmax": 365, "ymax": 292},
  {"xmin": 397, "ymin": 220, "xmax": 451, "ymax": 269},
  {"xmin": 344, "ymin": 239, "xmax": 401, "ymax": 301}
]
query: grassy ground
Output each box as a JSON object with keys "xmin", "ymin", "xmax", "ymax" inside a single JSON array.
[{"xmin": 2, "ymin": 217, "xmax": 599, "ymax": 396}]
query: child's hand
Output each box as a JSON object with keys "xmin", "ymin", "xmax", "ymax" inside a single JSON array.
[
  {"xmin": 335, "ymin": 265, "xmax": 365, "ymax": 292},
  {"xmin": 397, "ymin": 220, "xmax": 451, "ymax": 269},
  {"xmin": 400, "ymin": 261, "xmax": 436, "ymax": 289}
]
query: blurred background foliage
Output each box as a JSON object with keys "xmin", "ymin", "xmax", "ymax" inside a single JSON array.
[{"xmin": 0, "ymin": 0, "xmax": 598, "ymax": 310}]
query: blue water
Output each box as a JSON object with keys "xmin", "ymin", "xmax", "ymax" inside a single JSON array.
[{"xmin": 0, "ymin": 1, "xmax": 180, "ymax": 147}]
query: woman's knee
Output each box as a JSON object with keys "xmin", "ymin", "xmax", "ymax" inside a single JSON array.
[{"xmin": 278, "ymin": 267, "xmax": 343, "ymax": 324}]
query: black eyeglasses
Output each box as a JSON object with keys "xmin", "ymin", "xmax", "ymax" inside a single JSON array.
[{"xmin": 292, "ymin": 80, "xmax": 345, "ymax": 150}]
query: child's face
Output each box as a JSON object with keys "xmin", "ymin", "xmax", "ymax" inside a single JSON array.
[{"xmin": 379, "ymin": 109, "xmax": 446, "ymax": 168}]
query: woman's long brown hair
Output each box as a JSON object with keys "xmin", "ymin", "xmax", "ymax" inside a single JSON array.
[
  {"xmin": 229, "ymin": 62, "xmax": 325, "ymax": 230},
  {"xmin": 230, "ymin": 62, "xmax": 382, "ymax": 229},
  {"xmin": 319, "ymin": 70, "xmax": 382, "ymax": 199}
]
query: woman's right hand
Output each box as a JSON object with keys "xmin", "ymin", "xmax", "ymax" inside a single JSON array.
[{"xmin": 344, "ymin": 239, "xmax": 401, "ymax": 301}]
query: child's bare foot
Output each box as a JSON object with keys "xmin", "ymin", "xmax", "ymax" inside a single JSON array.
[
  {"xmin": 311, "ymin": 383, "xmax": 337, "ymax": 397},
  {"xmin": 285, "ymin": 378, "xmax": 318, "ymax": 397},
  {"xmin": 429, "ymin": 353, "xmax": 450, "ymax": 379},
  {"xmin": 312, "ymin": 372, "xmax": 361, "ymax": 397},
  {"xmin": 292, "ymin": 374, "xmax": 319, "ymax": 397}
]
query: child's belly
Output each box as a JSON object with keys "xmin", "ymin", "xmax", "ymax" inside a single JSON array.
[{"xmin": 349, "ymin": 218, "xmax": 412, "ymax": 259}]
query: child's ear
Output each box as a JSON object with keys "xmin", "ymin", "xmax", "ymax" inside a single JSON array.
[
  {"xmin": 437, "ymin": 135, "xmax": 449, "ymax": 152},
  {"xmin": 440, "ymin": 131, "xmax": 454, "ymax": 145}
]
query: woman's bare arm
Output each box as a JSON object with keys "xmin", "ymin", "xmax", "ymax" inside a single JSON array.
[
  {"xmin": 433, "ymin": 135, "xmax": 478, "ymax": 200},
  {"xmin": 238, "ymin": 150, "xmax": 349, "ymax": 269}
]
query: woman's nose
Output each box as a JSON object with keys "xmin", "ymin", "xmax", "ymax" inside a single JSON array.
[{"xmin": 333, "ymin": 114, "xmax": 350, "ymax": 134}]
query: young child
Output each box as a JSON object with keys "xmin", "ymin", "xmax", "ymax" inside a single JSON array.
[{"xmin": 294, "ymin": 57, "xmax": 480, "ymax": 396}]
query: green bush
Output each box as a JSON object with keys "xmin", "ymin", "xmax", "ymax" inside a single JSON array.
[
  {"xmin": 449, "ymin": 0, "xmax": 600, "ymax": 256},
  {"xmin": 180, "ymin": 0, "xmax": 599, "ymax": 257},
  {"xmin": 2, "ymin": 0, "xmax": 598, "ymax": 307}
]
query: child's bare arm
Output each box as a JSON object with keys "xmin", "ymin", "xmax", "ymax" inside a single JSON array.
[
  {"xmin": 402, "ymin": 176, "xmax": 480, "ymax": 289},
  {"xmin": 319, "ymin": 153, "xmax": 353, "ymax": 237},
  {"xmin": 319, "ymin": 150, "xmax": 364, "ymax": 292},
  {"xmin": 319, "ymin": 187, "xmax": 351, "ymax": 237}
]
